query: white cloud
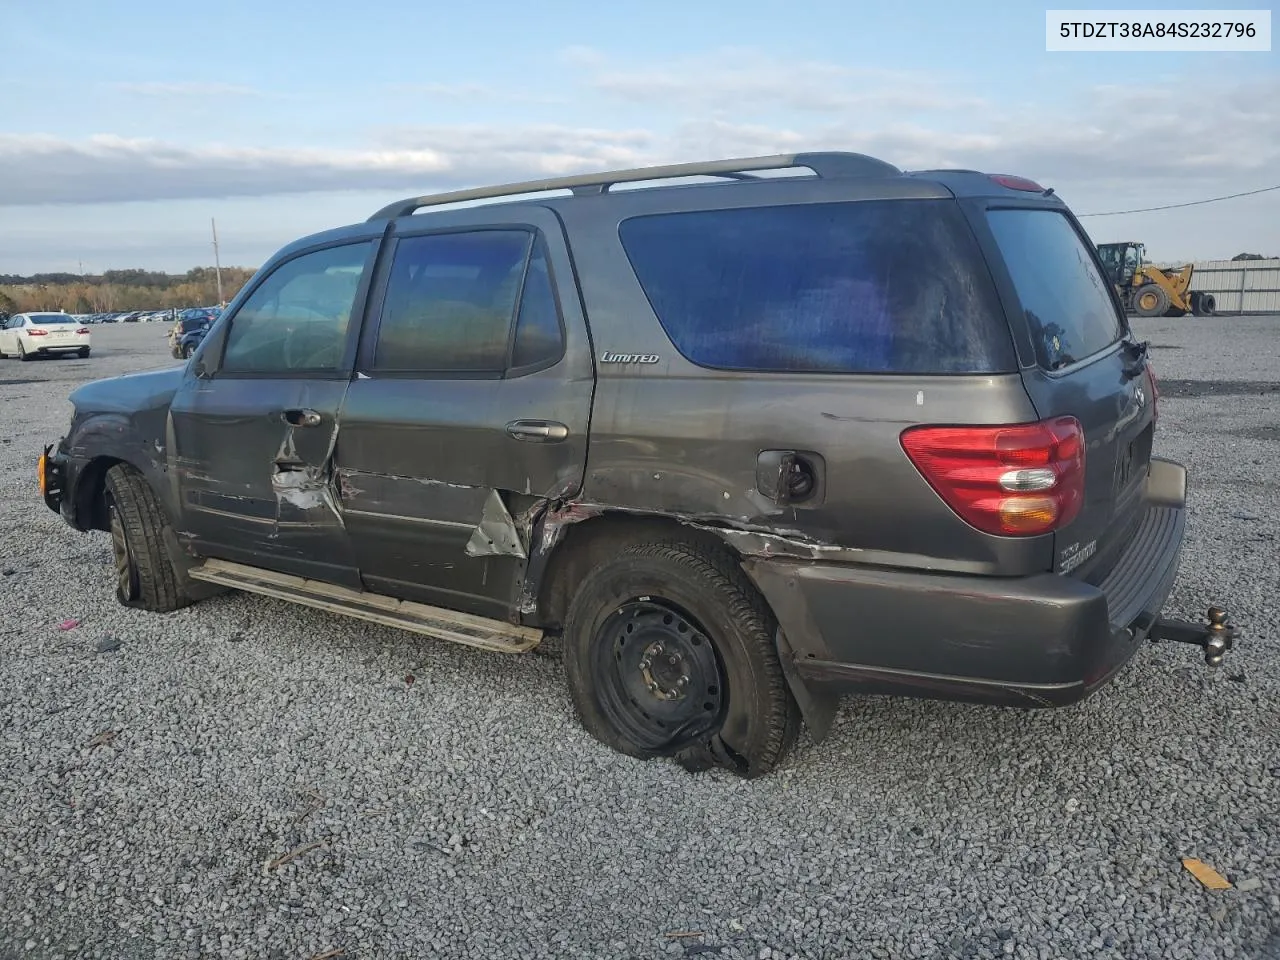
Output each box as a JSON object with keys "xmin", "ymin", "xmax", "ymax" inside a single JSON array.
[
  {"xmin": 112, "ymin": 81, "xmax": 264, "ymax": 97},
  {"xmin": 381, "ymin": 82, "xmax": 564, "ymax": 104},
  {"xmin": 2, "ymin": 63, "xmax": 1276, "ymax": 217},
  {"xmin": 571, "ymin": 46, "xmax": 989, "ymax": 115}
]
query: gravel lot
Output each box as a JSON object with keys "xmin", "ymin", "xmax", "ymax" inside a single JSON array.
[{"xmin": 2, "ymin": 319, "xmax": 1277, "ymax": 960}]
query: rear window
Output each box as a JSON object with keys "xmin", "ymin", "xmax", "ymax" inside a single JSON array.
[
  {"xmin": 985, "ymin": 209, "xmax": 1124, "ymax": 370},
  {"xmin": 617, "ymin": 199, "xmax": 1015, "ymax": 375},
  {"xmin": 30, "ymin": 313, "xmax": 75, "ymax": 325}
]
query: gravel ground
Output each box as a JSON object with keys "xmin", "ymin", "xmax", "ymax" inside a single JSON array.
[{"xmin": 1, "ymin": 319, "xmax": 1277, "ymax": 960}]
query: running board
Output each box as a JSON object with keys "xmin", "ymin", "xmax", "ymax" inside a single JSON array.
[{"xmin": 189, "ymin": 559, "xmax": 541, "ymax": 654}]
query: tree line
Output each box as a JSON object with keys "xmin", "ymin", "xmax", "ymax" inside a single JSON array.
[{"xmin": 0, "ymin": 266, "xmax": 256, "ymax": 315}]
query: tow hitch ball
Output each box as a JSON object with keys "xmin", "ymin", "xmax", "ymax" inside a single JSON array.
[{"xmin": 1149, "ymin": 606, "xmax": 1236, "ymax": 667}]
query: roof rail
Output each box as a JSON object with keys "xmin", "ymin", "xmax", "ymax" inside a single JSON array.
[{"xmin": 366, "ymin": 151, "xmax": 901, "ymax": 222}]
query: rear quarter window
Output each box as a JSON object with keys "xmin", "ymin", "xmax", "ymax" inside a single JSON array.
[
  {"xmin": 985, "ymin": 208, "xmax": 1125, "ymax": 370},
  {"xmin": 617, "ymin": 199, "xmax": 1016, "ymax": 375}
]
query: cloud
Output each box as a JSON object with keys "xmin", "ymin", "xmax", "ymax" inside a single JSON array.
[
  {"xmin": 2, "ymin": 68, "xmax": 1276, "ymax": 208},
  {"xmin": 0, "ymin": 129, "xmax": 657, "ymax": 205},
  {"xmin": 382, "ymin": 82, "xmax": 564, "ymax": 104},
  {"xmin": 570, "ymin": 46, "xmax": 989, "ymax": 115},
  {"xmin": 112, "ymin": 81, "xmax": 264, "ymax": 98}
]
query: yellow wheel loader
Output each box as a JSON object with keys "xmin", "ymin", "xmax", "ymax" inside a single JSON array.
[{"xmin": 1095, "ymin": 241, "xmax": 1217, "ymax": 318}]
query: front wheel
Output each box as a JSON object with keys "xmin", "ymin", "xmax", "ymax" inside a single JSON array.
[
  {"xmin": 104, "ymin": 463, "xmax": 201, "ymax": 612},
  {"xmin": 563, "ymin": 540, "xmax": 801, "ymax": 778}
]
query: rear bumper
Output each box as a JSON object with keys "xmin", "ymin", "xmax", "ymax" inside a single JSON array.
[
  {"xmin": 746, "ymin": 457, "xmax": 1189, "ymax": 709},
  {"xmin": 34, "ymin": 343, "xmax": 89, "ymax": 353}
]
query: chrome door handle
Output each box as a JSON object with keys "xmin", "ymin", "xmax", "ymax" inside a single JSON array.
[
  {"xmin": 282, "ymin": 408, "xmax": 322, "ymax": 427},
  {"xmin": 505, "ymin": 420, "xmax": 569, "ymax": 442}
]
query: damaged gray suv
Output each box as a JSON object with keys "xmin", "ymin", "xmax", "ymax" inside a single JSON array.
[{"xmin": 40, "ymin": 152, "xmax": 1236, "ymax": 777}]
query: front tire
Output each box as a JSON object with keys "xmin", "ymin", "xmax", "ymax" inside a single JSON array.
[
  {"xmin": 104, "ymin": 463, "xmax": 200, "ymax": 612},
  {"xmin": 563, "ymin": 540, "xmax": 801, "ymax": 778}
]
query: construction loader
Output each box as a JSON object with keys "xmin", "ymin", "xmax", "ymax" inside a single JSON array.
[{"xmin": 1095, "ymin": 241, "xmax": 1217, "ymax": 318}]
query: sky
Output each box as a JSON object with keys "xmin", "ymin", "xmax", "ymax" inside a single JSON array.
[{"xmin": 1, "ymin": 0, "xmax": 1276, "ymax": 274}]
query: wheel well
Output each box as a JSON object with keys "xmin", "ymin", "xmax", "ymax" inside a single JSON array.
[
  {"xmin": 534, "ymin": 511, "xmax": 743, "ymax": 631},
  {"xmin": 75, "ymin": 456, "xmax": 124, "ymax": 532}
]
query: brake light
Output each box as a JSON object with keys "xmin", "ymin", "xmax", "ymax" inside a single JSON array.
[
  {"xmin": 27, "ymin": 329, "xmax": 47, "ymax": 336},
  {"xmin": 900, "ymin": 417, "xmax": 1085, "ymax": 537},
  {"xmin": 989, "ymin": 173, "xmax": 1045, "ymax": 193},
  {"xmin": 76, "ymin": 327, "xmax": 90, "ymax": 334}
]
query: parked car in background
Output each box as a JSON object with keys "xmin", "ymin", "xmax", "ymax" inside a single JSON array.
[
  {"xmin": 169, "ymin": 309, "xmax": 218, "ymax": 359},
  {"xmin": 0, "ymin": 312, "xmax": 91, "ymax": 360}
]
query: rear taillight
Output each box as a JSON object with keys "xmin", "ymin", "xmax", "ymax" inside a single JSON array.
[
  {"xmin": 76, "ymin": 327, "xmax": 90, "ymax": 334},
  {"xmin": 27, "ymin": 329, "xmax": 47, "ymax": 336},
  {"xmin": 900, "ymin": 417, "xmax": 1085, "ymax": 537}
]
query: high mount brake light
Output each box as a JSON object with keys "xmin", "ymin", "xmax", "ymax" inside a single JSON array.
[
  {"xmin": 989, "ymin": 174, "xmax": 1046, "ymax": 193},
  {"xmin": 900, "ymin": 417, "xmax": 1086, "ymax": 537}
]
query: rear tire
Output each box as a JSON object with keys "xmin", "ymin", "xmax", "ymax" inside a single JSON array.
[
  {"xmin": 182, "ymin": 343, "xmax": 194, "ymax": 359},
  {"xmin": 562, "ymin": 539, "xmax": 801, "ymax": 778},
  {"xmin": 104, "ymin": 463, "xmax": 201, "ymax": 613},
  {"xmin": 1132, "ymin": 284, "xmax": 1170, "ymax": 318},
  {"xmin": 18, "ymin": 342, "xmax": 32, "ymax": 362},
  {"xmin": 79, "ymin": 347, "xmax": 90, "ymax": 358},
  {"xmin": 1199, "ymin": 293, "xmax": 1216, "ymax": 316}
]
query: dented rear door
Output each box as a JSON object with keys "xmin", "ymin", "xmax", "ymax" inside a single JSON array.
[
  {"xmin": 167, "ymin": 238, "xmax": 380, "ymax": 589},
  {"xmin": 334, "ymin": 207, "xmax": 593, "ymax": 621}
]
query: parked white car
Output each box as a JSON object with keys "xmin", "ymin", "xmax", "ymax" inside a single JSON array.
[{"xmin": 0, "ymin": 313, "xmax": 92, "ymax": 360}]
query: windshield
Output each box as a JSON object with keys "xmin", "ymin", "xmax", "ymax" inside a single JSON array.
[{"xmin": 986, "ymin": 209, "xmax": 1125, "ymax": 370}]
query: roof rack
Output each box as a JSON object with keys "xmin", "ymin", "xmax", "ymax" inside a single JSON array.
[{"xmin": 366, "ymin": 151, "xmax": 901, "ymax": 222}]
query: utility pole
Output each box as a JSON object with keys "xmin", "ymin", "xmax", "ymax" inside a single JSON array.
[{"xmin": 211, "ymin": 217, "xmax": 225, "ymax": 306}]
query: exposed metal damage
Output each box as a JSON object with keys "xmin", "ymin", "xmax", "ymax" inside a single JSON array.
[
  {"xmin": 270, "ymin": 423, "xmax": 343, "ymax": 529},
  {"xmin": 465, "ymin": 490, "xmax": 528, "ymax": 560}
]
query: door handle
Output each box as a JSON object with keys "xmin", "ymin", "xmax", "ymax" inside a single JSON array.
[
  {"xmin": 282, "ymin": 408, "xmax": 323, "ymax": 427},
  {"xmin": 505, "ymin": 419, "xmax": 569, "ymax": 442}
]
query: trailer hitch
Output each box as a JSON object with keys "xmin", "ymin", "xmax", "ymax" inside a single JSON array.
[{"xmin": 1148, "ymin": 606, "xmax": 1236, "ymax": 667}]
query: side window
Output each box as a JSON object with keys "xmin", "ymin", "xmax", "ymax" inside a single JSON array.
[
  {"xmin": 510, "ymin": 241, "xmax": 565, "ymax": 369},
  {"xmin": 221, "ymin": 241, "xmax": 371, "ymax": 374},
  {"xmin": 373, "ymin": 231, "xmax": 530, "ymax": 373},
  {"xmin": 618, "ymin": 201, "xmax": 1016, "ymax": 375}
]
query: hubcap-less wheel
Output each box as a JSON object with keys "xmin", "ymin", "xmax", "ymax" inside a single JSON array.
[
  {"xmin": 590, "ymin": 600, "xmax": 726, "ymax": 752},
  {"xmin": 1138, "ymin": 291, "xmax": 1159, "ymax": 312},
  {"xmin": 108, "ymin": 498, "xmax": 140, "ymax": 603}
]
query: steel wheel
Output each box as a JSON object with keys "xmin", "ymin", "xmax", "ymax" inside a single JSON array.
[
  {"xmin": 589, "ymin": 599, "xmax": 726, "ymax": 753},
  {"xmin": 108, "ymin": 495, "xmax": 140, "ymax": 603}
]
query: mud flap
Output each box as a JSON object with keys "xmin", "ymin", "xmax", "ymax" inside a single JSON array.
[{"xmin": 775, "ymin": 627, "xmax": 840, "ymax": 743}]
